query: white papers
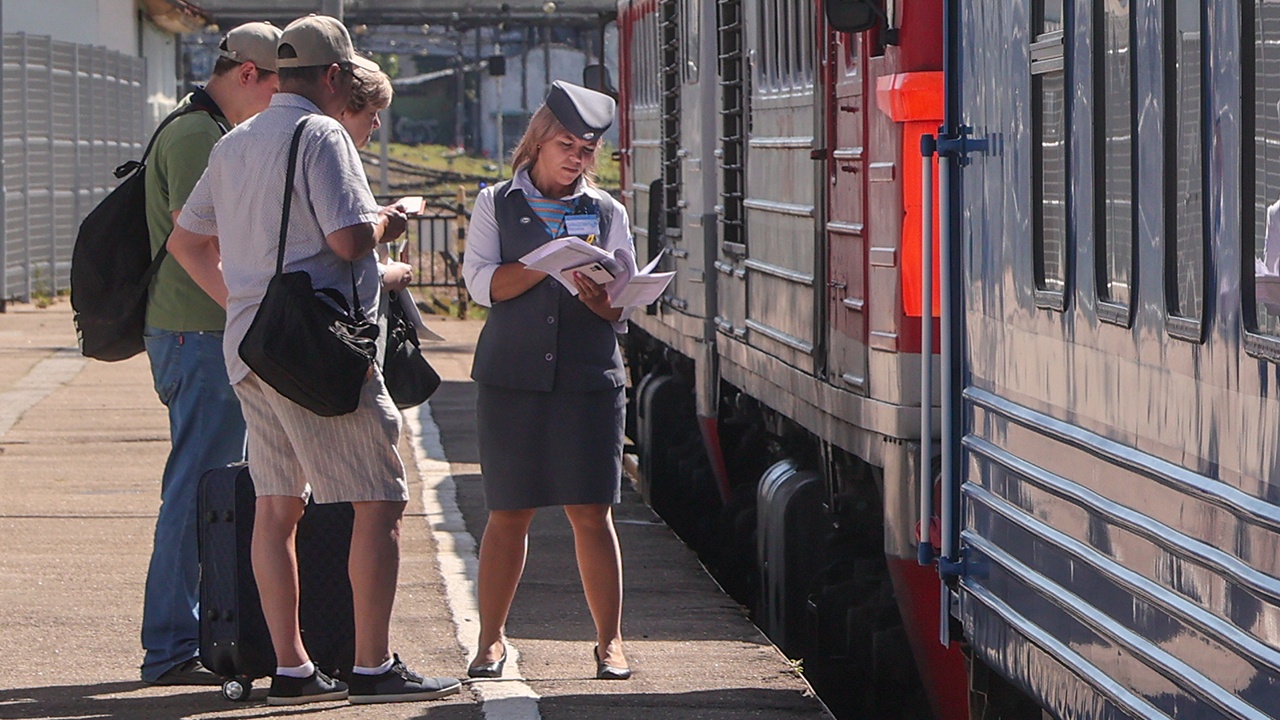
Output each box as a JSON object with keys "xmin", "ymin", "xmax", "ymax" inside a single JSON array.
[
  {"xmin": 517, "ymin": 237, "xmax": 674, "ymax": 308},
  {"xmin": 608, "ymin": 249, "xmax": 673, "ymax": 308},
  {"xmin": 611, "ymin": 272, "xmax": 674, "ymax": 308}
]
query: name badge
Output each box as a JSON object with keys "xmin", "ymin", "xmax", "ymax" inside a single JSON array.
[{"xmin": 564, "ymin": 213, "xmax": 601, "ymax": 238}]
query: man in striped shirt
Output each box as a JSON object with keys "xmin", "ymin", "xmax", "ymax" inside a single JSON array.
[{"xmin": 169, "ymin": 15, "xmax": 460, "ymax": 706}]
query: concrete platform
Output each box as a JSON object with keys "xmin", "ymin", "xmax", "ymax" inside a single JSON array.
[{"xmin": 0, "ymin": 299, "xmax": 832, "ymax": 719}]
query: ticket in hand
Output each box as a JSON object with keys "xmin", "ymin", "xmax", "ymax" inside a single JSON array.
[
  {"xmin": 561, "ymin": 260, "xmax": 616, "ymax": 286},
  {"xmin": 394, "ymin": 196, "xmax": 427, "ymax": 216}
]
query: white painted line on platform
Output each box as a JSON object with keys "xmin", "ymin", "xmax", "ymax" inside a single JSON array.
[
  {"xmin": 408, "ymin": 401, "xmax": 541, "ymax": 720},
  {"xmin": 0, "ymin": 348, "xmax": 86, "ymax": 439}
]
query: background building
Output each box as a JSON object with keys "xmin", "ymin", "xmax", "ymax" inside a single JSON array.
[
  {"xmin": 1, "ymin": 0, "xmax": 211, "ymax": 305},
  {"xmin": 189, "ymin": 0, "xmax": 619, "ymax": 158}
]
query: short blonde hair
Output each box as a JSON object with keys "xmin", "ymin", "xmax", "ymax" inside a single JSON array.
[
  {"xmin": 508, "ymin": 104, "xmax": 599, "ymax": 185},
  {"xmin": 348, "ymin": 65, "xmax": 393, "ymax": 112}
]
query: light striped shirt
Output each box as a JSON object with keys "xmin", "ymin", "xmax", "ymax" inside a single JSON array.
[
  {"xmin": 524, "ymin": 196, "xmax": 573, "ymax": 236},
  {"xmin": 178, "ymin": 94, "xmax": 382, "ymax": 384}
]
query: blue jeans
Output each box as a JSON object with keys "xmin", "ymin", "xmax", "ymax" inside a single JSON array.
[{"xmin": 140, "ymin": 328, "xmax": 246, "ymax": 681}]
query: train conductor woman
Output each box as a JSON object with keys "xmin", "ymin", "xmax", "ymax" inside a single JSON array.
[{"xmin": 461, "ymin": 80, "xmax": 634, "ymax": 680}]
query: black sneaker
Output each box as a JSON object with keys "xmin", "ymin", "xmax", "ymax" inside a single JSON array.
[
  {"xmin": 148, "ymin": 658, "xmax": 222, "ymax": 686},
  {"xmin": 266, "ymin": 669, "xmax": 349, "ymax": 706},
  {"xmin": 348, "ymin": 654, "xmax": 461, "ymax": 704}
]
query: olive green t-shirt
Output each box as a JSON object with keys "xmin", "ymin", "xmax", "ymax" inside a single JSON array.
[{"xmin": 143, "ymin": 95, "xmax": 229, "ymax": 331}]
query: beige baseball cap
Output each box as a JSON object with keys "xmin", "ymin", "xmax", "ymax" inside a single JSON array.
[
  {"xmin": 277, "ymin": 14, "xmax": 379, "ymax": 71},
  {"xmin": 218, "ymin": 22, "xmax": 282, "ymax": 72}
]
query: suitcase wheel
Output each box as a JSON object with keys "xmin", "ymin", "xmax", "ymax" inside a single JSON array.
[{"xmin": 221, "ymin": 676, "xmax": 253, "ymax": 702}]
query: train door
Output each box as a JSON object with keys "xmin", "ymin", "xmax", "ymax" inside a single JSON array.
[
  {"xmin": 655, "ymin": 0, "xmax": 685, "ymax": 310},
  {"xmin": 740, "ymin": 0, "xmax": 819, "ymax": 374},
  {"xmin": 664, "ymin": 0, "xmax": 712, "ymax": 321},
  {"xmin": 825, "ymin": 28, "xmax": 869, "ymax": 392}
]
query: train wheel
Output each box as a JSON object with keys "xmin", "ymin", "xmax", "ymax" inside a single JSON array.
[{"xmin": 636, "ymin": 370, "xmax": 696, "ymax": 519}]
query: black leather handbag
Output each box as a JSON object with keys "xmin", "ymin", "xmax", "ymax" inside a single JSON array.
[
  {"xmin": 382, "ymin": 290, "xmax": 441, "ymax": 409},
  {"xmin": 239, "ymin": 117, "xmax": 378, "ymax": 417}
]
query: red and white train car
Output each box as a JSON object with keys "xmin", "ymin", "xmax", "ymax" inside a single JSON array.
[{"xmin": 613, "ymin": 1, "xmax": 970, "ymax": 718}]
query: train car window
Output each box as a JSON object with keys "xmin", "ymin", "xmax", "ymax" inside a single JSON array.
[
  {"xmin": 680, "ymin": 0, "xmax": 699, "ymax": 83},
  {"xmin": 1163, "ymin": 0, "xmax": 1206, "ymax": 341},
  {"xmin": 780, "ymin": 0, "xmax": 794, "ymax": 88},
  {"xmin": 1247, "ymin": 0, "xmax": 1280, "ymax": 344},
  {"xmin": 649, "ymin": 10, "xmax": 661, "ymax": 106},
  {"xmin": 798, "ymin": 0, "xmax": 815, "ymax": 87},
  {"xmin": 844, "ymin": 29, "xmax": 857, "ymax": 69},
  {"xmin": 1094, "ymin": 0, "xmax": 1135, "ymax": 325},
  {"xmin": 633, "ymin": 8, "xmax": 660, "ymax": 109},
  {"xmin": 638, "ymin": 11, "xmax": 649, "ymax": 107},
  {"xmin": 755, "ymin": 0, "xmax": 774, "ymax": 90},
  {"xmin": 1032, "ymin": 0, "xmax": 1067, "ymax": 309},
  {"xmin": 768, "ymin": 0, "xmax": 778, "ymax": 89},
  {"xmin": 752, "ymin": 0, "xmax": 813, "ymax": 93}
]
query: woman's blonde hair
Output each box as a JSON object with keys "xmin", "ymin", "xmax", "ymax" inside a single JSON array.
[
  {"xmin": 508, "ymin": 103, "xmax": 599, "ymax": 186},
  {"xmin": 348, "ymin": 65, "xmax": 393, "ymax": 113}
]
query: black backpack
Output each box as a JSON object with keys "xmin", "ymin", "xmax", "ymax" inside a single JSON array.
[{"xmin": 70, "ymin": 103, "xmax": 225, "ymax": 361}]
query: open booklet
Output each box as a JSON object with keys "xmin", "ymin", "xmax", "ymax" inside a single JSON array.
[{"xmin": 518, "ymin": 236, "xmax": 675, "ymax": 308}]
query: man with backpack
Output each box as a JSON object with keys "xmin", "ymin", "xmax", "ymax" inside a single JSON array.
[{"xmin": 139, "ymin": 21, "xmax": 281, "ymax": 686}]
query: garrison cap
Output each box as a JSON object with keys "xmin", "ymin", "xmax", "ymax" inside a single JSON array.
[
  {"xmin": 277, "ymin": 14, "xmax": 379, "ymax": 72},
  {"xmin": 219, "ymin": 22, "xmax": 282, "ymax": 72},
  {"xmin": 546, "ymin": 80, "xmax": 615, "ymax": 141}
]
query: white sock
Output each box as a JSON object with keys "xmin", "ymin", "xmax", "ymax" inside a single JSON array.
[
  {"xmin": 353, "ymin": 657, "xmax": 394, "ymax": 675},
  {"xmin": 276, "ymin": 661, "xmax": 315, "ymax": 678}
]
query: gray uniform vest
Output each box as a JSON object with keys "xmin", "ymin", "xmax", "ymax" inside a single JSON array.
[{"xmin": 470, "ymin": 182, "xmax": 625, "ymax": 392}]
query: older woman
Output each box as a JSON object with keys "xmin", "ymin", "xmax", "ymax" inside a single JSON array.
[
  {"xmin": 461, "ymin": 81, "xmax": 632, "ymax": 680},
  {"xmin": 338, "ymin": 66, "xmax": 414, "ymax": 353}
]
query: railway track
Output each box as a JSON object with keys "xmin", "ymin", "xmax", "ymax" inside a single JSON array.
[{"xmin": 359, "ymin": 149, "xmax": 496, "ymax": 196}]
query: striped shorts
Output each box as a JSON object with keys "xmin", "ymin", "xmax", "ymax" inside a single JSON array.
[{"xmin": 232, "ymin": 368, "xmax": 408, "ymax": 504}]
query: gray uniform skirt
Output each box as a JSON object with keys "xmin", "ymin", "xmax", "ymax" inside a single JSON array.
[{"xmin": 475, "ymin": 382, "xmax": 625, "ymax": 511}]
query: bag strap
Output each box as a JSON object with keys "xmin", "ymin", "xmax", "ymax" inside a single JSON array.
[
  {"xmin": 277, "ymin": 116, "xmax": 367, "ymax": 321},
  {"xmin": 139, "ymin": 102, "xmax": 231, "ymax": 282},
  {"xmin": 388, "ymin": 290, "xmax": 421, "ymax": 348},
  {"xmin": 276, "ymin": 118, "xmax": 309, "ymax": 276},
  {"xmin": 118, "ymin": 103, "xmax": 225, "ymax": 180}
]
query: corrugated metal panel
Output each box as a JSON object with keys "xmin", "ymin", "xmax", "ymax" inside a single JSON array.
[
  {"xmin": 27, "ymin": 35, "xmax": 55, "ymax": 296},
  {"xmin": 1, "ymin": 33, "xmax": 146, "ymax": 303}
]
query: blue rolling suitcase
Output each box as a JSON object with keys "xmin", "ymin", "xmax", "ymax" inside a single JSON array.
[{"xmin": 197, "ymin": 463, "xmax": 356, "ymax": 701}]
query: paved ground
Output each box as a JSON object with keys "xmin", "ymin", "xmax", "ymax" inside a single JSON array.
[{"xmin": 0, "ymin": 299, "xmax": 831, "ymax": 719}]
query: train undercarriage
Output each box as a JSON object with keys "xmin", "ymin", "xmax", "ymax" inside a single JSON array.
[{"xmin": 624, "ymin": 326, "xmax": 938, "ymax": 720}]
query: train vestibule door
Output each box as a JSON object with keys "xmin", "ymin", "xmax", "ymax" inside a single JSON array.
[{"xmin": 825, "ymin": 31, "xmax": 869, "ymax": 393}]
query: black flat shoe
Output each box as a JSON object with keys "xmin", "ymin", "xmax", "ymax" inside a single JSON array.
[
  {"xmin": 593, "ymin": 646, "xmax": 631, "ymax": 680},
  {"xmin": 467, "ymin": 645, "xmax": 507, "ymax": 679}
]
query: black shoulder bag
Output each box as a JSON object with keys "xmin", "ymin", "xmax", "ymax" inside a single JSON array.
[
  {"xmin": 238, "ymin": 117, "xmax": 379, "ymax": 417},
  {"xmin": 383, "ymin": 290, "xmax": 441, "ymax": 409}
]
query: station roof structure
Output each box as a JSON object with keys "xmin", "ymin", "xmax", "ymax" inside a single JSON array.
[
  {"xmin": 196, "ymin": 1, "xmax": 617, "ymax": 28},
  {"xmin": 141, "ymin": 0, "xmax": 217, "ymax": 33}
]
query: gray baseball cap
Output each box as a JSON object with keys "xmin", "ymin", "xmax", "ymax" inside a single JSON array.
[
  {"xmin": 218, "ymin": 22, "xmax": 282, "ymax": 72},
  {"xmin": 277, "ymin": 14, "xmax": 379, "ymax": 71}
]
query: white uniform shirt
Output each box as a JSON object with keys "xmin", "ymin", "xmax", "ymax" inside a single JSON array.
[
  {"xmin": 178, "ymin": 93, "xmax": 382, "ymax": 384},
  {"xmin": 462, "ymin": 166, "xmax": 635, "ymax": 329}
]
